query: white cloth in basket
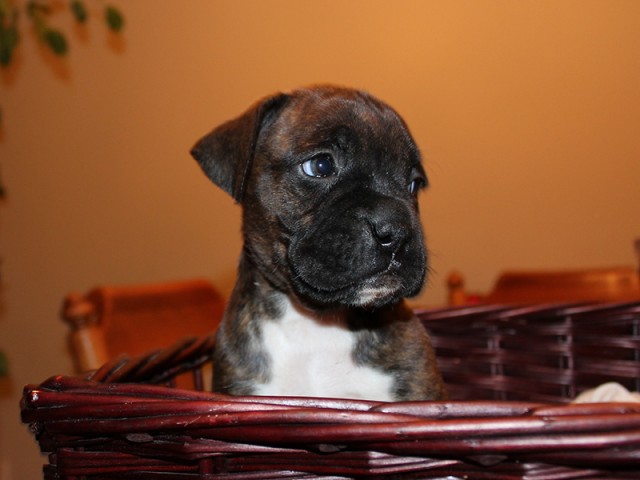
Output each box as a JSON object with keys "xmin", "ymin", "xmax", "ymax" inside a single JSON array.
[{"xmin": 573, "ymin": 382, "xmax": 640, "ymax": 403}]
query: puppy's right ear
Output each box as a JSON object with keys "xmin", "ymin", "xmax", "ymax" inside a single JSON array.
[{"xmin": 190, "ymin": 93, "xmax": 289, "ymax": 203}]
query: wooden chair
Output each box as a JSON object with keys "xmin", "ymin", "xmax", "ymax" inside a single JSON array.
[
  {"xmin": 448, "ymin": 266, "xmax": 640, "ymax": 306},
  {"xmin": 61, "ymin": 279, "xmax": 225, "ymax": 373}
]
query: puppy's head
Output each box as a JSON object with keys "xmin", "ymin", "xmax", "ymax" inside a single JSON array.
[{"xmin": 191, "ymin": 86, "xmax": 428, "ymax": 309}]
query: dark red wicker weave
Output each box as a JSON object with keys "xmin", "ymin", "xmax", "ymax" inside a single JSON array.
[{"xmin": 21, "ymin": 302, "xmax": 640, "ymax": 479}]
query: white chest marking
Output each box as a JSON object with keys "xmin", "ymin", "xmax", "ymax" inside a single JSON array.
[{"xmin": 254, "ymin": 299, "xmax": 394, "ymax": 401}]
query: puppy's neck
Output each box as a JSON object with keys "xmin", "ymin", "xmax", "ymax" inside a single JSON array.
[{"xmin": 285, "ymin": 293, "xmax": 350, "ymax": 328}]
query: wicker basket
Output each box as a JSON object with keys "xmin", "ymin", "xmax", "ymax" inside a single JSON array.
[{"xmin": 21, "ymin": 302, "xmax": 640, "ymax": 479}]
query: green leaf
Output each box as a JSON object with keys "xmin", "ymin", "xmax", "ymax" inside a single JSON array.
[
  {"xmin": 0, "ymin": 42, "xmax": 12, "ymax": 66},
  {"xmin": 104, "ymin": 5, "xmax": 124, "ymax": 32},
  {"xmin": 27, "ymin": 1, "xmax": 51, "ymax": 19},
  {"xmin": 0, "ymin": 23, "xmax": 19, "ymax": 67},
  {"xmin": 0, "ymin": 350, "xmax": 9, "ymax": 377},
  {"xmin": 44, "ymin": 29, "xmax": 68, "ymax": 56},
  {"xmin": 70, "ymin": 0, "xmax": 87, "ymax": 23},
  {"xmin": 6, "ymin": 25, "xmax": 19, "ymax": 48},
  {"xmin": 0, "ymin": 47, "xmax": 11, "ymax": 67}
]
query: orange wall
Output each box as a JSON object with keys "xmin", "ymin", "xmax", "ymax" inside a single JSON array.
[{"xmin": 2, "ymin": 1, "xmax": 639, "ymax": 476}]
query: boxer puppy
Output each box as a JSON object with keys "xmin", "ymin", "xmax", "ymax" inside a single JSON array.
[{"xmin": 191, "ymin": 85, "xmax": 446, "ymax": 401}]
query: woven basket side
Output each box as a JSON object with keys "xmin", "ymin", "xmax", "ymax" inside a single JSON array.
[
  {"xmin": 420, "ymin": 302, "xmax": 640, "ymax": 403},
  {"xmin": 20, "ymin": 302, "xmax": 640, "ymax": 479}
]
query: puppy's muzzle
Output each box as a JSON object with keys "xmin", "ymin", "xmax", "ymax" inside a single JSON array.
[{"xmin": 288, "ymin": 193, "xmax": 425, "ymax": 308}]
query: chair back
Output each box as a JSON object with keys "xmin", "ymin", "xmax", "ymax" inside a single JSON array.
[
  {"xmin": 448, "ymin": 266, "xmax": 640, "ymax": 305},
  {"xmin": 62, "ymin": 279, "xmax": 224, "ymax": 373},
  {"xmin": 487, "ymin": 266, "xmax": 640, "ymax": 304}
]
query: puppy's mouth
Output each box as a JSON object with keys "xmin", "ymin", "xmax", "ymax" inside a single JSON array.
[{"xmin": 290, "ymin": 254, "xmax": 420, "ymax": 309}]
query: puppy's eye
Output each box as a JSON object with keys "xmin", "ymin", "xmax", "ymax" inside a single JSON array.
[
  {"xmin": 408, "ymin": 177, "xmax": 426, "ymax": 196},
  {"xmin": 301, "ymin": 153, "xmax": 335, "ymax": 178}
]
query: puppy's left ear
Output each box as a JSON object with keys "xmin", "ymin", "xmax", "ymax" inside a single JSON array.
[{"xmin": 190, "ymin": 93, "xmax": 289, "ymax": 203}]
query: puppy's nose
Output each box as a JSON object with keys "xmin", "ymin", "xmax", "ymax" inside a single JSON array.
[{"xmin": 369, "ymin": 217, "xmax": 408, "ymax": 251}]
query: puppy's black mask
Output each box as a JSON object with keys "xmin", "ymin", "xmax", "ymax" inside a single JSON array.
[{"xmin": 191, "ymin": 86, "xmax": 428, "ymax": 309}]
